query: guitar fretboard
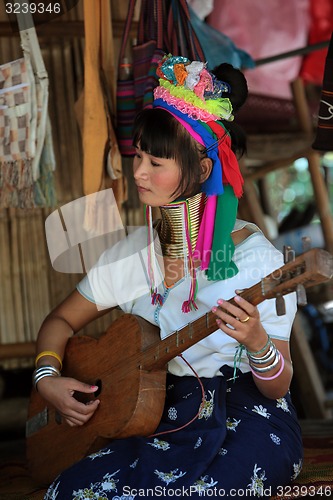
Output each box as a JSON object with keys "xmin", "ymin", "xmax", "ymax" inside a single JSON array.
[{"xmin": 140, "ymin": 248, "xmax": 333, "ymax": 370}]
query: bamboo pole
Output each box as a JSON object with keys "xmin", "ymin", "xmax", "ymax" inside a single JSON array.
[
  {"xmin": 0, "ymin": 342, "xmax": 35, "ymax": 360},
  {"xmin": 238, "ymin": 160, "xmax": 270, "ymax": 237},
  {"xmin": 9, "ymin": 208, "xmax": 25, "ymax": 342},
  {"xmin": 291, "ymin": 78, "xmax": 333, "ymax": 255},
  {"xmin": 244, "ymin": 147, "xmax": 311, "ymax": 181},
  {"xmin": 307, "ymin": 151, "xmax": 333, "ymax": 254},
  {"xmin": 0, "ymin": 20, "xmax": 138, "ymax": 38},
  {"xmin": 0, "ymin": 210, "xmax": 17, "ymax": 345},
  {"xmin": 291, "ymin": 314, "xmax": 332, "ymax": 419}
]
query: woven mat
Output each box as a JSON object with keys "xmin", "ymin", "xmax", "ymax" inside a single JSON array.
[
  {"xmin": 297, "ymin": 436, "xmax": 333, "ymax": 483},
  {"xmin": 0, "ymin": 462, "xmax": 46, "ymax": 500},
  {"xmin": 271, "ymin": 435, "xmax": 333, "ymax": 499}
]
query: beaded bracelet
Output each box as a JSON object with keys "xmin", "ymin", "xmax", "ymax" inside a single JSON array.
[
  {"xmin": 250, "ymin": 355, "xmax": 285, "ymax": 381},
  {"xmin": 246, "ymin": 335, "xmax": 271, "ymax": 357},
  {"xmin": 33, "ymin": 365, "xmax": 61, "ymax": 390},
  {"xmin": 35, "ymin": 350, "xmax": 63, "ymax": 370}
]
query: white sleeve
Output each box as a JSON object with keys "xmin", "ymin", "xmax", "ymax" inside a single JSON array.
[
  {"xmin": 233, "ymin": 232, "xmax": 298, "ymax": 342},
  {"xmin": 257, "ymin": 292, "xmax": 297, "ymax": 342},
  {"xmin": 76, "ymin": 227, "xmax": 163, "ymax": 310}
]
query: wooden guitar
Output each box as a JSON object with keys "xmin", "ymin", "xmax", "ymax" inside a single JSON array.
[{"xmin": 26, "ymin": 248, "xmax": 333, "ymax": 485}]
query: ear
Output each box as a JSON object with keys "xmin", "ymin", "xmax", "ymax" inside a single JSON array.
[{"xmin": 200, "ymin": 157, "xmax": 213, "ymax": 183}]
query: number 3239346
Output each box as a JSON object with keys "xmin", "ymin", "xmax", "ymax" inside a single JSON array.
[
  {"xmin": 276, "ymin": 485, "xmax": 332, "ymax": 497},
  {"xmin": 5, "ymin": 2, "xmax": 61, "ymax": 14}
]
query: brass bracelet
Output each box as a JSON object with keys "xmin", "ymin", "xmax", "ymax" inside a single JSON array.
[{"xmin": 35, "ymin": 351, "xmax": 63, "ymax": 370}]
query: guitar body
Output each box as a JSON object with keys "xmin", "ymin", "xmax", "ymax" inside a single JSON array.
[{"xmin": 26, "ymin": 314, "xmax": 166, "ymax": 485}]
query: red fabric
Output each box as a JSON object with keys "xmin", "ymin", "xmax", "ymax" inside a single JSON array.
[
  {"xmin": 207, "ymin": 121, "xmax": 244, "ymax": 198},
  {"xmin": 300, "ymin": 0, "xmax": 333, "ymax": 85}
]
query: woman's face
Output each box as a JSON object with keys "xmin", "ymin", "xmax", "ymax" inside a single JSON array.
[{"xmin": 133, "ymin": 145, "xmax": 181, "ymax": 206}]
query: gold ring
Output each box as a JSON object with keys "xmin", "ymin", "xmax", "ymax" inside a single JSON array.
[{"xmin": 240, "ymin": 316, "xmax": 250, "ymax": 323}]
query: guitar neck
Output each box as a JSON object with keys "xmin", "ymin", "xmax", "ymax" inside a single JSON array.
[
  {"xmin": 140, "ymin": 287, "xmax": 260, "ymax": 370},
  {"xmin": 141, "ymin": 248, "xmax": 333, "ymax": 370}
]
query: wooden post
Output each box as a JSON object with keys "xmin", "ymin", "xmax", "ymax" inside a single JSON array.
[
  {"xmin": 291, "ymin": 78, "xmax": 333, "ymax": 254},
  {"xmin": 291, "ymin": 313, "xmax": 332, "ymax": 419},
  {"xmin": 0, "ymin": 342, "xmax": 35, "ymax": 361},
  {"xmin": 307, "ymin": 150, "xmax": 333, "ymax": 254},
  {"xmin": 238, "ymin": 160, "xmax": 270, "ymax": 237}
]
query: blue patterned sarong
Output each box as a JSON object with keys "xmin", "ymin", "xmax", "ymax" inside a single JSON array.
[{"xmin": 45, "ymin": 365, "xmax": 303, "ymax": 499}]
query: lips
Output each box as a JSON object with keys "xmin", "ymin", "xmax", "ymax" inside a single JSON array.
[{"xmin": 136, "ymin": 185, "xmax": 150, "ymax": 193}]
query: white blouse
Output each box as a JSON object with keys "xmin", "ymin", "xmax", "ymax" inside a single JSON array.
[{"xmin": 77, "ymin": 220, "xmax": 297, "ymax": 377}]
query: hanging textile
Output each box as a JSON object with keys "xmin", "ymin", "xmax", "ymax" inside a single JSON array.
[
  {"xmin": 312, "ymin": 32, "xmax": 333, "ymax": 151},
  {"xmin": 20, "ymin": 25, "xmax": 57, "ymax": 207},
  {"xmin": 189, "ymin": 5, "xmax": 254, "ymax": 70},
  {"xmin": 116, "ymin": 0, "xmax": 206, "ymax": 156},
  {"xmin": 0, "ymin": 14, "xmax": 56, "ymax": 208},
  {"xmin": 207, "ymin": 0, "xmax": 310, "ymax": 99},
  {"xmin": 188, "ymin": 0, "xmax": 214, "ymax": 20},
  {"xmin": 0, "ymin": 57, "xmax": 35, "ymax": 208},
  {"xmin": 300, "ymin": 0, "xmax": 333, "ymax": 85}
]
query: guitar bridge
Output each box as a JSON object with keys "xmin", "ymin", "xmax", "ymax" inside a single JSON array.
[{"xmin": 26, "ymin": 407, "xmax": 48, "ymax": 437}]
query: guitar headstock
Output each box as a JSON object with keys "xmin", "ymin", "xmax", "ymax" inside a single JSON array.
[
  {"xmin": 263, "ymin": 248, "xmax": 332, "ymax": 312},
  {"xmin": 241, "ymin": 248, "xmax": 333, "ymax": 315}
]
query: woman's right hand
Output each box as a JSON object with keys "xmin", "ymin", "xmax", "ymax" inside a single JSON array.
[{"xmin": 37, "ymin": 375, "xmax": 100, "ymax": 427}]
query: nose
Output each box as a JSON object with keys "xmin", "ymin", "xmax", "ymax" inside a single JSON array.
[{"xmin": 133, "ymin": 155, "xmax": 149, "ymax": 180}]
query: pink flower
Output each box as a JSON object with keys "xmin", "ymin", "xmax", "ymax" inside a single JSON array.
[{"xmin": 193, "ymin": 69, "xmax": 213, "ymax": 100}]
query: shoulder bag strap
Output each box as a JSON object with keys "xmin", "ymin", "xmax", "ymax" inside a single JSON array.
[
  {"xmin": 177, "ymin": 0, "xmax": 205, "ymax": 61},
  {"xmin": 118, "ymin": 0, "xmax": 137, "ymax": 72}
]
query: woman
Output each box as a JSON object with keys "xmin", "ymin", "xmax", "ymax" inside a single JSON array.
[{"xmin": 36, "ymin": 55, "xmax": 303, "ymax": 499}]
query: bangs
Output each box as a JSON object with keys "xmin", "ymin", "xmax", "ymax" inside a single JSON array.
[
  {"xmin": 132, "ymin": 108, "xmax": 178, "ymax": 159},
  {"xmin": 132, "ymin": 107, "xmax": 203, "ymax": 199}
]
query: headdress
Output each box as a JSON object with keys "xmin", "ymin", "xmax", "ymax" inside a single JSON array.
[{"xmin": 147, "ymin": 54, "xmax": 245, "ymax": 312}]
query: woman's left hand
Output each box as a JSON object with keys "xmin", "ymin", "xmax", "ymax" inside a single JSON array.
[{"xmin": 212, "ymin": 294, "xmax": 268, "ymax": 353}]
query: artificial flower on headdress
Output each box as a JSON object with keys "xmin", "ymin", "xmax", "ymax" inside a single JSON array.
[
  {"xmin": 174, "ymin": 64, "xmax": 188, "ymax": 86},
  {"xmin": 193, "ymin": 68, "xmax": 213, "ymax": 99},
  {"xmin": 185, "ymin": 61, "xmax": 205, "ymax": 90},
  {"xmin": 155, "ymin": 54, "xmax": 233, "ymax": 122},
  {"xmin": 148, "ymin": 54, "xmax": 245, "ymax": 313}
]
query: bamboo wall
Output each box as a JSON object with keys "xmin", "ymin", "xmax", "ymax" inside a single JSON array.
[{"xmin": 0, "ymin": 1, "xmax": 141, "ymax": 367}]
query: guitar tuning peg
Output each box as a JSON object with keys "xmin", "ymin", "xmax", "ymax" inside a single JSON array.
[
  {"xmin": 275, "ymin": 293, "xmax": 286, "ymax": 316},
  {"xmin": 296, "ymin": 284, "xmax": 307, "ymax": 306},
  {"xmin": 302, "ymin": 236, "xmax": 311, "ymax": 252},
  {"xmin": 283, "ymin": 245, "xmax": 295, "ymax": 264}
]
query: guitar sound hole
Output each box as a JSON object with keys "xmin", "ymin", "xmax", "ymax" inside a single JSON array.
[{"xmin": 94, "ymin": 379, "xmax": 102, "ymax": 397}]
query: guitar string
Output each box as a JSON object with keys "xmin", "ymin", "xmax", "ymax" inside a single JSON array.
[
  {"xmin": 111, "ymin": 282, "xmax": 282, "ymax": 378},
  {"xmin": 89, "ymin": 277, "xmax": 296, "ymax": 430},
  {"xmin": 142, "ymin": 287, "xmax": 258, "ymax": 362},
  {"xmin": 145, "ymin": 276, "xmax": 293, "ymax": 436},
  {"xmin": 147, "ymin": 354, "xmax": 205, "ymax": 438},
  {"xmin": 143, "ymin": 266, "xmax": 299, "ymax": 362}
]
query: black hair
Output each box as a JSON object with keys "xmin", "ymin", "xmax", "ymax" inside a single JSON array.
[
  {"xmin": 133, "ymin": 108, "xmax": 202, "ymax": 198},
  {"xmin": 212, "ymin": 62, "xmax": 248, "ymax": 156},
  {"xmin": 132, "ymin": 63, "xmax": 248, "ymax": 199}
]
